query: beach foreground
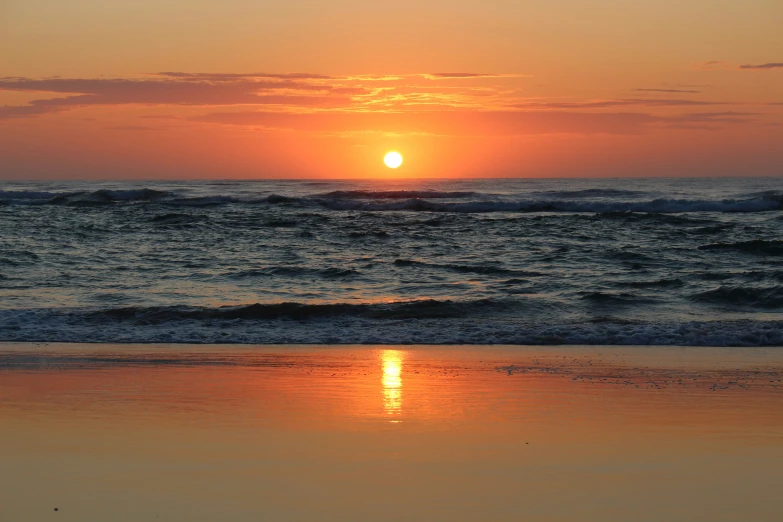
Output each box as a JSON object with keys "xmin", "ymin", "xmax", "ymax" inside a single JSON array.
[{"xmin": 1, "ymin": 343, "xmax": 782, "ymax": 521}]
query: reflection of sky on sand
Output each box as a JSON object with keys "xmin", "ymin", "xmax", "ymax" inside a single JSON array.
[
  {"xmin": 1, "ymin": 345, "xmax": 783, "ymax": 521},
  {"xmin": 381, "ymin": 350, "xmax": 403, "ymax": 419}
]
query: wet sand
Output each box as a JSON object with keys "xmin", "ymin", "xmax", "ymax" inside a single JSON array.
[{"xmin": 1, "ymin": 343, "xmax": 782, "ymax": 521}]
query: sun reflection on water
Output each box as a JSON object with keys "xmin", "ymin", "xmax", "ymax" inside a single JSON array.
[{"xmin": 381, "ymin": 350, "xmax": 404, "ymax": 419}]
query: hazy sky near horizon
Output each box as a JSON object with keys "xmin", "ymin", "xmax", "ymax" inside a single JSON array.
[{"xmin": 1, "ymin": 0, "xmax": 782, "ymax": 179}]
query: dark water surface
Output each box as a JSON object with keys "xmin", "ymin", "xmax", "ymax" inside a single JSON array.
[{"xmin": 1, "ymin": 177, "xmax": 781, "ymax": 344}]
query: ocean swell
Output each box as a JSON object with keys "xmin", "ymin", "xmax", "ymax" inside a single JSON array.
[
  {"xmin": 692, "ymin": 285, "xmax": 783, "ymax": 309},
  {"xmin": 1, "ymin": 188, "xmax": 781, "ymax": 214},
  {"xmin": 319, "ymin": 195, "xmax": 783, "ymax": 213},
  {"xmin": 319, "ymin": 190, "xmax": 479, "ymax": 199}
]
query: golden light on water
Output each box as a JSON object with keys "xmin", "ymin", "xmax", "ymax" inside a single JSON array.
[{"xmin": 381, "ymin": 350, "xmax": 404, "ymax": 418}]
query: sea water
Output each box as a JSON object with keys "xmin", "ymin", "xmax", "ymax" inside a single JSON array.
[{"xmin": 0, "ymin": 177, "xmax": 781, "ymax": 345}]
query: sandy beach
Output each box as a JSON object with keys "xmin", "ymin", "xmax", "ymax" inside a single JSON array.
[{"xmin": 1, "ymin": 343, "xmax": 782, "ymax": 522}]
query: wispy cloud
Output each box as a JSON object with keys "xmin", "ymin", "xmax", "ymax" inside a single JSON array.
[
  {"xmin": 426, "ymin": 73, "xmax": 498, "ymax": 79},
  {"xmin": 424, "ymin": 72, "xmax": 528, "ymax": 80},
  {"xmin": 0, "ymin": 72, "xmax": 762, "ymax": 138},
  {"xmin": 739, "ymin": 62, "xmax": 783, "ymax": 70},
  {"xmin": 0, "ymin": 75, "xmax": 352, "ymax": 118},
  {"xmin": 152, "ymin": 72, "xmax": 334, "ymax": 80},
  {"xmin": 193, "ymin": 108, "xmax": 752, "ymax": 137},
  {"xmin": 104, "ymin": 125, "xmax": 161, "ymax": 131},
  {"xmin": 694, "ymin": 61, "xmax": 783, "ymax": 71},
  {"xmin": 635, "ymin": 88, "xmax": 701, "ymax": 94},
  {"xmin": 193, "ymin": 109, "xmax": 657, "ymax": 136},
  {"xmin": 692, "ymin": 61, "xmax": 731, "ymax": 71},
  {"xmin": 0, "ymin": 104, "xmax": 57, "ymax": 119},
  {"xmin": 666, "ymin": 111, "xmax": 757, "ymax": 122},
  {"xmin": 0, "ymin": 73, "xmax": 525, "ymax": 119},
  {"xmin": 510, "ymin": 99, "xmax": 720, "ymax": 109}
]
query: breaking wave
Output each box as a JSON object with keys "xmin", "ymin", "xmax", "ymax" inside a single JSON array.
[
  {"xmin": 1, "ymin": 188, "xmax": 781, "ymax": 214},
  {"xmin": 0, "ymin": 304, "xmax": 781, "ymax": 346}
]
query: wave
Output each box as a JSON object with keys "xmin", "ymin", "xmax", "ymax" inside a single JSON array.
[
  {"xmin": 319, "ymin": 195, "xmax": 783, "ymax": 213},
  {"xmin": 260, "ymin": 218, "xmax": 299, "ymax": 228},
  {"xmin": 170, "ymin": 195, "xmax": 242, "ymax": 206},
  {"xmin": 0, "ymin": 188, "xmax": 172, "ymax": 205},
  {"xmin": 590, "ymin": 211, "xmax": 713, "ymax": 225},
  {"xmin": 2, "ymin": 187, "xmax": 781, "ymax": 214},
  {"xmin": 688, "ymin": 224, "xmax": 736, "ymax": 235},
  {"xmin": 535, "ymin": 188, "xmax": 647, "ymax": 198},
  {"xmin": 0, "ymin": 190, "xmax": 64, "ymax": 200},
  {"xmin": 578, "ymin": 292, "xmax": 657, "ymax": 305},
  {"xmin": 319, "ymin": 190, "xmax": 478, "ymax": 199},
  {"xmin": 621, "ymin": 278, "xmax": 685, "ymax": 289},
  {"xmin": 1, "ymin": 306, "xmax": 781, "ymax": 345},
  {"xmin": 226, "ymin": 267, "xmax": 360, "ymax": 279},
  {"xmin": 0, "ymin": 251, "xmax": 40, "ymax": 267},
  {"xmin": 78, "ymin": 298, "xmax": 511, "ymax": 323},
  {"xmin": 698, "ymin": 240, "xmax": 783, "ymax": 256},
  {"xmin": 150, "ymin": 213, "xmax": 210, "ymax": 227},
  {"xmin": 0, "ymin": 188, "xmax": 783, "ymax": 213},
  {"xmin": 741, "ymin": 270, "xmax": 783, "ymax": 283},
  {"xmin": 692, "ymin": 285, "xmax": 783, "ymax": 309},
  {"xmin": 392, "ymin": 259, "xmax": 543, "ymax": 276},
  {"xmin": 347, "ymin": 230, "xmax": 389, "ymax": 238},
  {"xmin": 51, "ymin": 189, "xmax": 172, "ymax": 205}
]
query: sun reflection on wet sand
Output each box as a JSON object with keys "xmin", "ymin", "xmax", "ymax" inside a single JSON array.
[
  {"xmin": 1, "ymin": 344, "xmax": 783, "ymax": 521},
  {"xmin": 381, "ymin": 350, "xmax": 404, "ymax": 419}
]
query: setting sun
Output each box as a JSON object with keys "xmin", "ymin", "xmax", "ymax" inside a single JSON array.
[{"xmin": 384, "ymin": 152, "xmax": 403, "ymax": 169}]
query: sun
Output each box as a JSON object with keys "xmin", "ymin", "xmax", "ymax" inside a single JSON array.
[{"xmin": 384, "ymin": 151, "xmax": 403, "ymax": 169}]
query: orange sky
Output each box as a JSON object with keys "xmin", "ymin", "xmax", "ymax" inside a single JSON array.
[{"xmin": 1, "ymin": 0, "xmax": 782, "ymax": 179}]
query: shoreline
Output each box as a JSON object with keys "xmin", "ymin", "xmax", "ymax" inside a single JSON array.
[{"xmin": 3, "ymin": 342, "xmax": 782, "ymax": 391}]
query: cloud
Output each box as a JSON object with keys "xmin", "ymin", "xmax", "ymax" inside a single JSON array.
[
  {"xmin": 0, "ymin": 73, "xmax": 756, "ymax": 135},
  {"xmin": 669, "ymin": 111, "xmax": 757, "ymax": 121},
  {"xmin": 0, "ymin": 76, "xmax": 353, "ymax": 118},
  {"xmin": 0, "ymin": 104, "xmax": 60, "ymax": 119},
  {"xmin": 510, "ymin": 99, "xmax": 720, "ymax": 109},
  {"xmin": 424, "ymin": 72, "xmax": 526, "ymax": 80},
  {"xmin": 692, "ymin": 61, "xmax": 731, "ymax": 71},
  {"xmin": 427, "ymin": 73, "xmax": 498, "ymax": 79},
  {"xmin": 153, "ymin": 72, "xmax": 334, "ymax": 80},
  {"xmin": 104, "ymin": 125, "xmax": 160, "ymax": 131},
  {"xmin": 694, "ymin": 61, "xmax": 783, "ymax": 71},
  {"xmin": 193, "ymin": 109, "xmax": 749, "ymax": 136},
  {"xmin": 635, "ymin": 88, "xmax": 701, "ymax": 94},
  {"xmin": 739, "ymin": 63, "xmax": 783, "ymax": 70},
  {"xmin": 0, "ymin": 73, "xmax": 524, "ymax": 119},
  {"xmin": 661, "ymin": 112, "xmax": 757, "ymax": 129},
  {"xmin": 342, "ymin": 75, "xmax": 405, "ymax": 81}
]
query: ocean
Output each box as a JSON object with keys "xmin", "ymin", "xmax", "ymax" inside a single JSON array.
[{"xmin": 0, "ymin": 177, "xmax": 781, "ymax": 345}]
